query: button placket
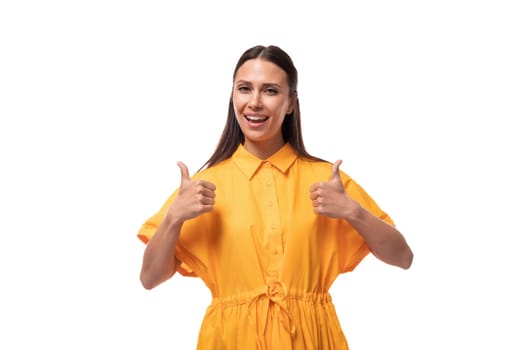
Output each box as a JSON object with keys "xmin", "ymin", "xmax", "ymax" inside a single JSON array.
[{"xmin": 259, "ymin": 163, "xmax": 283, "ymax": 281}]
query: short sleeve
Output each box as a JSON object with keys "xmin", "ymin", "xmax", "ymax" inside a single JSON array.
[
  {"xmin": 136, "ymin": 189, "xmax": 198, "ymax": 277},
  {"xmin": 338, "ymin": 172, "xmax": 395, "ymax": 273},
  {"xmin": 137, "ymin": 190, "xmax": 179, "ymax": 244}
]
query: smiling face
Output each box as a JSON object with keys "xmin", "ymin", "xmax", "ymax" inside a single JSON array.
[{"xmin": 232, "ymin": 58, "xmax": 295, "ymax": 159}]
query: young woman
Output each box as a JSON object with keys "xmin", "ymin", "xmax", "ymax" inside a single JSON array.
[{"xmin": 137, "ymin": 45, "xmax": 413, "ymax": 349}]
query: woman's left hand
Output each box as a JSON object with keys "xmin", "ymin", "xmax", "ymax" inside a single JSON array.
[{"xmin": 309, "ymin": 160, "xmax": 360, "ymax": 218}]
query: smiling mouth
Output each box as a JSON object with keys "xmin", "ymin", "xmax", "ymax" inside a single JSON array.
[{"xmin": 245, "ymin": 115, "xmax": 269, "ymax": 123}]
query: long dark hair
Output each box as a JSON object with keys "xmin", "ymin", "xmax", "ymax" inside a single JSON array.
[{"xmin": 201, "ymin": 45, "xmax": 325, "ymax": 170}]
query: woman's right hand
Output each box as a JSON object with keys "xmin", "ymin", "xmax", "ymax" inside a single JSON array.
[{"xmin": 166, "ymin": 161, "xmax": 216, "ymax": 222}]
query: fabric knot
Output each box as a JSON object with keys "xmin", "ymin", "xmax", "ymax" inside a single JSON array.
[
  {"xmin": 266, "ymin": 281, "xmax": 286, "ymax": 299},
  {"xmin": 250, "ymin": 281, "xmax": 296, "ymax": 349}
]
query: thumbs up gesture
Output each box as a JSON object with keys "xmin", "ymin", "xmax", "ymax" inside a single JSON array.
[
  {"xmin": 166, "ymin": 161, "xmax": 216, "ymax": 222},
  {"xmin": 310, "ymin": 160, "xmax": 356, "ymax": 218}
]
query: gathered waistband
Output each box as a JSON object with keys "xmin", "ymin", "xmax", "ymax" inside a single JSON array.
[
  {"xmin": 211, "ymin": 283, "xmax": 333, "ymax": 307},
  {"xmin": 208, "ymin": 283, "xmax": 334, "ymax": 348}
]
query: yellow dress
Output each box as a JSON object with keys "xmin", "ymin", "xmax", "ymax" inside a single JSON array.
[{"xmin": 137, "ymin": 143, "xmax": 394, "ymax": 349}]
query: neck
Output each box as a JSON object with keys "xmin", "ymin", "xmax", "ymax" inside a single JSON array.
[{"xmin": 243, "ymin": 139, "xmax": 285, "ymax": 160}]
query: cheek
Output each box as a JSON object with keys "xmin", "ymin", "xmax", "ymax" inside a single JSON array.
[
  {"xmin": 233, "ymin": 109, "xmax": 243, "ymax": 127},
  {"xmin": 273, "ymin": 100, "xmax": 291, "ymax": 117},
  {"xmin": 231, "ymin": 99, "xmax": 241, "ymax": 118},
  {"xmin": 232, "ymin": 95, "xmax": 247, "ymax": 115},
  {"xmin": 232, "ymin": 103, "xmax": 247, "ymax": 127}
]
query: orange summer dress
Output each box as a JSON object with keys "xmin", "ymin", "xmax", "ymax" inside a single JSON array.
[{"xmin": 137, "ymin": 143, "xmax": 394, "ymax": 349}]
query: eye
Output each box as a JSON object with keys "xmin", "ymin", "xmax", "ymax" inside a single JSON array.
[
  {"xmin": 237, "ymin": 85, "xmax": 250, "ymax": 93},
  {"xmin": 265, "ymin": 88, "xmax": 278, "ymax": 95}
]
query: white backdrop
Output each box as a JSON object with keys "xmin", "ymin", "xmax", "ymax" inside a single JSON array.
[{"xmin": 1, "ymin": 1, "xmax": 524, "ymax": 349}]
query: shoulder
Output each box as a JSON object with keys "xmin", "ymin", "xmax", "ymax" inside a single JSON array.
[
  {"xmin": 191, "ymin": 157, "xmax": 234, "ymax": 182},
  {"xmin": 296, "ymin": 157, "xmax": 349, "ymax": 173},
  {"xmin": 295, "ymin": 157, "xmax": 356, "ymax": 184},
  {"xmin": 296, "ymin": 157, "xmax": 331, "ymax": 170}
]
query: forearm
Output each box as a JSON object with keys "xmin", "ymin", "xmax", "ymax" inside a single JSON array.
[
  {"xmin": 140, "ymin": 215, "xmax": 183, "ymax": 289},
  {"xmin": 346, "ymin": 205, "xmax": 413, "ymax": 269}
]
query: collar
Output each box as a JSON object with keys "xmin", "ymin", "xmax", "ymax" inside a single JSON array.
[{"xmin": 232, "ymin": 143, "xmax": 298, "ymax": 180}]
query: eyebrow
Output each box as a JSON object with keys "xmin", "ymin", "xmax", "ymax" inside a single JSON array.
[{"xmin": 235, "ymin": 80, "xmax": 282, "ymax": 89}]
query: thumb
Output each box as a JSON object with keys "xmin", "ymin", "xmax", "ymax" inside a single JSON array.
[
  {"xmin": 177, "ymin": 161, "xmax": 191, "ymax": 186},
  {"xmin": 329, "ymin": 159, "xmax": 343, "ymax": 183}
]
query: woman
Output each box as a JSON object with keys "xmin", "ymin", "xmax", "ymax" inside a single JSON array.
[{"xmin": 137, "ymin": 45, "xmax": 413, "ymax": 349}]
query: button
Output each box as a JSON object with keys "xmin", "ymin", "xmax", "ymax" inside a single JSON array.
[
  {"xmin": 271, "ymin": 224, "xmax": 277, "ymax": 230},
  {"xmin": 272, "ymin": 249, "xmax": 280, "ymax": 255},
  {"xmin": 268, "ymin": 201, "xmax": 273, "ymax": 207},
  {"xmin": 268, "ymin": 270, "xmax": 278, "ymax": 278}
]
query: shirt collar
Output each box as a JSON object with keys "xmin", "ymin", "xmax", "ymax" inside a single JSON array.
[{"xmin": 232, "ymin": 143, "xmax": 298, "ymax": 180}]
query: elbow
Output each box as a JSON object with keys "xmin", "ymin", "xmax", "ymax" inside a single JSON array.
[
  {"xmin": 140, "ymin": 275, "xmax": 154, "ymax": 290},
  {"xmin": 372, "ymin": 245, "xmax": 414, "ymax": 270},
  {"xmin": 141, "ymin": 281, "xmax": 155, "ymax": 291},
  {"xmin": 400, "ymin": 248, "xmax": 414, "ymax": 270},
  {"xmin": 140, "ymin": 266, "xmax": 176, "ymax": 290},
  {"xmin": 140, "ymin": 270, "xmax": 158, "ymax": 290}
]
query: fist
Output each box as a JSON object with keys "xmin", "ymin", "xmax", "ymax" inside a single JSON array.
[
  {"xmin": 167, "ymin": 161, "xmax": 216, "ymax": 222},
  {"xmin": 309, "ymin": 160, "xmax": 352, "ymax": 218}
]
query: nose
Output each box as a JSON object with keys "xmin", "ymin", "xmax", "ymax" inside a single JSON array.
[{"xmin": 248, "ymin": 91, "xmax": 262, "ymax": 110}]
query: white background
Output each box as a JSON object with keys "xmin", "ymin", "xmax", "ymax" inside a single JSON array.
[{"xmin": 1, "ymin": 1, "xmax": 524, "ymax": 349}]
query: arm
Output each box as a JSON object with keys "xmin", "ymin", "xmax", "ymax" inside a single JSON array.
[
  {"xmin": 343, "ymin": 204, "xmax": 413, "ymax": 269},
  {"xmin": 310, "ymin": 160, "xmax": 413, "ymax": 269},
  {"xmin": 140, "ymin": 214, "xmax": 183, "ymax": 290},
  {"xmin": 140, "ymin": 162, "xmax": 216, "ymax": 290}
]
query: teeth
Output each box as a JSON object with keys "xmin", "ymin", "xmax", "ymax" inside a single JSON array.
[{"xmin": 246, "ymin": 115, "xmax": 268, "ymax": 121}]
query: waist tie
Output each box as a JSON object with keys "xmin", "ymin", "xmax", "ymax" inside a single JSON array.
[
  {"xmin": 211, "ymin": 286, "xmax": 333, "ymax": 349},
  {"xmin": 249, "ymin": 281, "xmax": 296, "ymax": 348}
]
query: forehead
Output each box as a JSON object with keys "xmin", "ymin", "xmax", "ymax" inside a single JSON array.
[{"xmin": 235, "ymin": 59, "xmax": 288, "ymax": 85}]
